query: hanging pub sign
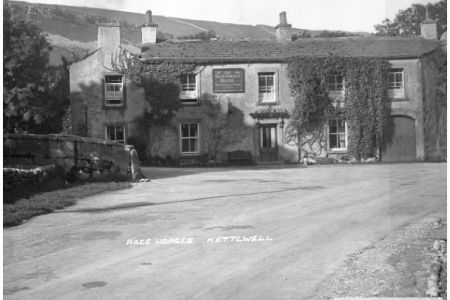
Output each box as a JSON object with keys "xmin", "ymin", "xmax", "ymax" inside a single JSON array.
[{"xmin": 213, "ymin": 68, "xmax": 245, "ymax": 93}]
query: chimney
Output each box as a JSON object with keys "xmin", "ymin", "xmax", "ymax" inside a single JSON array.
[
  {"xmin": 141, "ymin": 10, "xmax": 158, "ymax": 44},
  {"xmin": 420, "ymin": 7, "xmax": 437, "ymax": 39},
  {"xmin": 274, "ymin": 11, "xmax": 292, "ymax": 42},
  {"xmin": 98, "ymin": 22, "xmax": 121, "ymax": 50}
]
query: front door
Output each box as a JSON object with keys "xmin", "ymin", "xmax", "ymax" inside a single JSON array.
[
  {"xmin": 259, "ymin": 124, "xmax": 278, "ymax": 162},
  {"xmin": 382, "ymin": 116, "xmax": 416, "ymax": 162}
]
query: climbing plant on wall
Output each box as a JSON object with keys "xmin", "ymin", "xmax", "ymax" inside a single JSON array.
[
  {"xmin": 286, "ymin": 56, "xmax": 390, "ymax": 160},
  {"xmin": 111, "ymin": 49, "xmax": 196, "ymax": 158},
  {"xmin": 199, "ymin": 93, "xmax": 248, "ymax": 159}
]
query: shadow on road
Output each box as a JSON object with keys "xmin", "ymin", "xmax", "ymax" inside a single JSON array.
[
  {"xmin": 59, "ymin": 185, "xmax": 323, "ymax": 213},
  {"xmin": 142, "ymin": 164, "xmax": 305, "ymax": 180}
]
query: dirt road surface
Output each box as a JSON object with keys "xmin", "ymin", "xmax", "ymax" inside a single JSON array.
[{"xmin": 3, "ymin": 163, "xmax": 446, "ymax": 300}]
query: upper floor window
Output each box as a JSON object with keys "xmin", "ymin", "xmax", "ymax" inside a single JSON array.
[
  {"xmin": 106, "ymin": 124, "xmax": 126, "ymax": 144},
  {"xmin": 104, "ymin": 75, "xmax": 124, "ymax": 106},
  {"xmin": 388, "ymin": 68, "xmax": 405, "ymax": 99},
  {"xmin": 326, "ymin": 74, "xmax": 345, "ymax": 109},
  {"xmin": 329, "ymin": 119, "xmax": 347, "ymax": 151},
  {"xmin": 326, "ymin": 74, "xmax": 344, "ymax": 92},
  {"xmin": 180, "ymin": 123, "xmax": 199, "ymax": 154},
  {"xmin": 180, "ymin": 74, "xmax": 198, "ymax": 104},
  {"xmin": 258, "ymin": 72, "xmax": 276, "ymax": 104}
]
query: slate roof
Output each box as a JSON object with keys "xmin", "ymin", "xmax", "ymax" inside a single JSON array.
[{"xmin": 141, "ymin": 37, "xmax": 440, "ymax": 63}]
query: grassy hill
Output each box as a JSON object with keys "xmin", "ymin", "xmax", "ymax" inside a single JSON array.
[{"xmin": 8, "ymin": 1, "xmax": 369, "ymax": 64}]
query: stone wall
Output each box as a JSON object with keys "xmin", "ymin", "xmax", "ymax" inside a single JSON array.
[
  {"xmin": 70, "ymin": 52, "xmax": 438, "ymax": 164},
  {"xmin": 70, "ymin": 58, "xmax": 300, "ymax": 163},
  {"xmin": 4, "ymin": 134, "xmax": 135, "ymax": 179},
  {"xmin": 387, "ymin": 58, "xmax": 426, "ymax": 160},
  {"xmin": 69, "ymin": 48, "xmax": 147, "ymax": 139},
  {"xmin": 155, "ymin": 63, "xmax": 299, "ymax": 163}
]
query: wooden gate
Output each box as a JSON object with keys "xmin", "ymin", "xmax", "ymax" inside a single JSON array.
[
  {"xmin": 259, "ymin": 124, "xmax": 278, "ymax": 162},
  {"xmin": 382, "ymin": 116, "xmax": 416, "ymax": 162}
]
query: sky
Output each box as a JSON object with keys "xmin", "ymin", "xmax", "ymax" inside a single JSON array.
[{"xmin": 24, "ymin": 0, "xmax": 442, "ymax": 32}]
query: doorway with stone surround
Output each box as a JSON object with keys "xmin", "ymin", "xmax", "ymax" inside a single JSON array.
[{"xmin": 259, "ymin": 124, "xmax": 278, "ymax": 162}]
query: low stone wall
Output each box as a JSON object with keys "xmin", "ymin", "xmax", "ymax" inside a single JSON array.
[
  {"xmin": 4, "ymin": 165, "xmax": 65, "ymax": 204},
  {"xmin": 4, "ymin": 134, "xmax": 138, "ymax": 179}
]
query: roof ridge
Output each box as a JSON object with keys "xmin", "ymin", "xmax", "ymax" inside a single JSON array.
[{"xmin": 141, "ymin": 37, "xmax": 441, "ymax": 62}]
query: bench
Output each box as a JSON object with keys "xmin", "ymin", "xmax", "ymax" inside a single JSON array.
[{"xmin": 227, "ymin": 150, "xmax": 253, "ymax": 165}]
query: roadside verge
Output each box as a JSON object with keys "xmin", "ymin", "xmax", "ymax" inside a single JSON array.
[{"xmin": 312, "ymin": 212, "xmax": 447, "ymax": 299}]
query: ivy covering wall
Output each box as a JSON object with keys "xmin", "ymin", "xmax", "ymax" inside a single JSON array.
[
  {"xmin": 286, "ymin": 56, "xmax": 390, "ymax": 159},
  {"xmin": 112, "ymin": 50, "xmax": 393, "ymax": 161},
  {"xmin": 112, "ymin": 50, "xmax": 197, "ymax": 158},
  {"xmin": 421, "ymin": 49, "xmax": 447, "ymax": 161}
]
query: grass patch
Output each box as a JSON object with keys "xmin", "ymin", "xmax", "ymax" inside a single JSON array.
[
  {"xmin": 4, "ymin": 165, "xmax": 66, "ymax": 204},
  {"xmin": 4, "ymin": 181, "xmax": 131, "ymax": 227}
]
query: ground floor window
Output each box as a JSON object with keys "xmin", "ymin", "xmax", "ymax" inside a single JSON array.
[
  {"xmin": 106, "ymin": 125, "xmax": 126, "ymax": 144},
  {"xmin": 329, "ymin": 119, "xmax": 347, "ymax": 150},
  {"xmin": 180, "ymin": 123, "xmax": 199, "ymax": 154}
]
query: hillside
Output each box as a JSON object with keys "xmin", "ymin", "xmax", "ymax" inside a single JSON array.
[{"xmin": 8, "ymin": 1, "xmax": 369, "ymax": 65}]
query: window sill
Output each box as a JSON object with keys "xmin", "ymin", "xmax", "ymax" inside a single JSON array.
[
  {"xmin": 180, "ymin": 152, "xmax": 201, "ymax": 156},
  {"xmin": 108, "ymin": 141, "xmax": 125, "ymax": 144},
  {"xmin": 328, "ymin": 149, "xmax": 348, "ymax": 154},
  {"xmin": 180, "ymin": 93, "xmax": 198, "ymax": 99},
  {"xmin": 257, "ymin": 102, "xmax": 280, "ymax": 106},
  {"xmin": 180, "ymin": 96, "xmax": 198, "ymax": 99},
  {"xmin": 180, "ymin": 101, "xmax": 200, "ymax": 106},
  {"xmin": 103, "ymin": 105, "xmax": 127, "ymax": 109}
]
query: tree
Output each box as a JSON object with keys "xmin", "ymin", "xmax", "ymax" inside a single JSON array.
[
  {"xmin": 3, "ymin": 1, "xmax": 69, "ymax": 133},
  {"xmin": 316, "ymin": 30, "xmax": 359, "ymax": 38},
  {"xmin": 291, "ymin": 31, "xmax": 312, "ymax": 41},
  {"xmin": 374, "ymin": 0, "xmax": 447, "ymax": 37},
  {"xmin": 112, "ymin": 49, "xmax": 197, "ymax": 158},
  {"xmin": 199, "ymin": 93, "xmax": 247, "ymax": 159},
  {"xmin": 178, "ymin": 30, "xmax": 218, "ymax": 41}
]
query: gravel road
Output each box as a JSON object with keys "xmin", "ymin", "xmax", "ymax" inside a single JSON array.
[{"xmin": 3, "ymin": 163, "xmax": 446, "ymax": 300}]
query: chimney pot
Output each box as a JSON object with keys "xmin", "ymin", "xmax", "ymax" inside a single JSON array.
[
  {"xmin": 141, "ymin": 9, "xmax": 158, "ymax": 45},
  {"xmin": 280, "ymin": 11, "xmax": 287, "ymax": 25},
  {"xmin": 275, "ymin": 11, "xmax": 292, "ymax": 42},
  {"xmin": 420, "ymin": 6, "xmax": 437, "ymax": 39},
  {"xmin": 146, "ymin": 10, "xmax": 152, "ymax": 24}
]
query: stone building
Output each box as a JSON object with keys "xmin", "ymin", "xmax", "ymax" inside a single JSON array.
[{"xmin": 69, "ymin": 11, "xmax": 446, "ymax": 163}]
